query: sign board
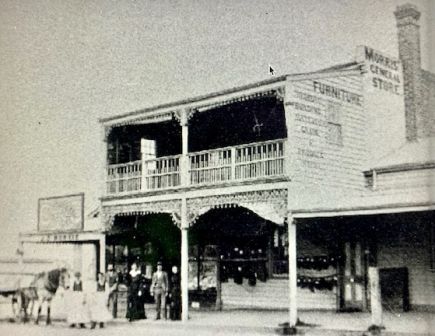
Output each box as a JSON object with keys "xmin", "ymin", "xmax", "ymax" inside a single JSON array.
[
  {"xmin": 188, "ymin": 260, "xmax": 217, "ymax": 290},
  {"xmin": 356, "ymin": 45, "xmax": 406, "ymax": 161},
  {"xmin": 20, "ymin": 230, "xmax": 103, "ymax": 244},
  {"xmin": 287, "ymin": 78, "xmax": 364, "ymax": 172},
  {"xmin": 358, "ymin": 46, "xmax": 403, "ymax": 96},
  {"xmin": 38, "ymin": 193, "xmax": 84, "ymax": 232}
]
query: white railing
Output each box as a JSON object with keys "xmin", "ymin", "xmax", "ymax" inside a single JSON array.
[
  {"xmin": 106, "ymin": 139, "xmax": 286, "ymax": 195},
  {"xmin": 107, "ymin": 160, "xmax": 142, "ymax": 194},
  {"xmin": 235, "ymin": 139, "xmax": 285, "ymax": 180},
  {"xmin": 143, "ymin": 155, "xmax": 181, "ymax": 190},
  {"xmin": 189, "ymin": 139, "xmax": 286, "ymax": 186},
  {"xmin": 189, "ymin": 147, "xmax": 233, "ymax": 185}
]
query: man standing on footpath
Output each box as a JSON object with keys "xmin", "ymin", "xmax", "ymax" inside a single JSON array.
[
  {"xmin": 106, "ymin": 264, "xmax": 119, "ymax": 318},
  {"xmin": 150, "ymin": 261, "xmax": 168, "ymax": 320}
]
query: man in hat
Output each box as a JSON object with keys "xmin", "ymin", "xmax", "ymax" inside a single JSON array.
[
  {"xmin": 150, "ymin": 261, "xmax": 168, "ymax": 320},
  {"xmin": 106, "ymin": 264, "xmax": 119, "ymax": 318}
]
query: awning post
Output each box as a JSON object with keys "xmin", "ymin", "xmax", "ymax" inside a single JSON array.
[
  {"xmin": 288, "ymin": 213, "xmax": 298, "ymax": 328},
  {"xmin": 181, "ymin": 198, "xmax": 189, "ymax": 322}
]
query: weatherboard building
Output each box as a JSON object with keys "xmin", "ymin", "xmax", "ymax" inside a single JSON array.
[{"xmin": 19, "ymin": 3, "xmax": 435, "ymax": 326}]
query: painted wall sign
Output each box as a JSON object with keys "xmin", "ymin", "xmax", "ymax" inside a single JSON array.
[
  {"xmin": 38, "ymin": 233, "xmax": 80, "ymax": 243},
  {"xmin": 38, "ymin": 193, "xmax": 84, "ymax": 232},
  {"xmin": 286, "ymin": 72, "xmax": 366, "ymax": 186},
  {"xmin": 312, "ymin": 81, "xmax": 362, "ymax": 106},
  {"xmin": 363, "ymin": 46, "xmax": 403, "ymax": 95}
]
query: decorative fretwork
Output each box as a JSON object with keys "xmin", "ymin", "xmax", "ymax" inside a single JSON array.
[
  {"xmin": 190, "ymin": 88, "xmax": 285, "ymax": 114},
  {"xmin": 186, "ymin": 189, "xmax": 288, "ymax": 226},
  {"xmin": 102, "ymin": 199, "xmax": 182, "ymax": 230},
  {"xmin": 102, "ymin": 111, "xmax": 174, "ymax": 141}
]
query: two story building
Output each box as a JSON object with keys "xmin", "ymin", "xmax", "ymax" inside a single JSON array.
[{"xmin": 22, "ymin": 2, "xmax": 428, "ymax": 326}]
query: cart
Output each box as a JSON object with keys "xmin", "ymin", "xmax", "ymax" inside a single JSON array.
[{"xmin": 0, "ymin": 274, "xmax": 36, "ymax": 322}]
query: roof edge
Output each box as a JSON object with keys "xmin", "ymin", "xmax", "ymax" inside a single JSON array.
[
  {"xmin": 99, "ymin": 75, "xmax": 287, "ymax": 124},
  {"xmin": 292, "ymin": 201, "xmax": 435, "ymax": 218},
  {"xmin": 99, "ymin": 61, "xmax": 364, "ymax": 125},
  {"xmin": 364, "ymin": 161, "xmax": 435, "ymax": 175}
]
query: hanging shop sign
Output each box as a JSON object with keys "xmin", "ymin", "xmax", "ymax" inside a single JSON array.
[{"xmin": 38, "ymin": 193, "xmax": 84, "ymax": 232}]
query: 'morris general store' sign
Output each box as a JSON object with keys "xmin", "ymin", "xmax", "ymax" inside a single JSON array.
[{"xmin": 361, "ymin": 46, "xmax": 403, "ymax": 96}]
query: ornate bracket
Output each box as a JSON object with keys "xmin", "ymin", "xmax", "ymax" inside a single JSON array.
[
  {"xmin": 275, "ymin": 87, "xmax": 285, "ymax": 102},
  {"xmin": 173, "ymin": 108, "xmax": 196, "ymax": 126},
  {"xmin": 103, "ymin": 126, "xmax": 113, "ymax": 142}
]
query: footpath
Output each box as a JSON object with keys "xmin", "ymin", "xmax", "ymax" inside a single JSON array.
[
  {"xmin": 111, "ymin": 309, "xmax": 435, "ymax": 335},
  {"xmin": 1, "ymin": 299, "xmax": 434, "ymax": 335}
]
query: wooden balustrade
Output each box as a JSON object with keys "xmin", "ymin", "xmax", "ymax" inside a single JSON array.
[
  {"xmin": 235, "ymin": 140, "xmax": 285, "ymax": 180},
  {"xmin": 189, "ymin": 148, "xmax": 232, "ymax": 185},
  {"xmin": 189, "ymin": 139, "xmax": 286, "ymax": 186},
  {"xmin": 106, "ymin": 160, "xmax": 142, "ymax": 194},
  {"xmin": 143, "ymin": 155, "xmax": 181, "ymax": 190},
  {"xmin": 106, "ymin": 139, "xmax": 286, "ymax": 195}
]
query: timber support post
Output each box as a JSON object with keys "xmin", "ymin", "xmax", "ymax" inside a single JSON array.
[{"xmin": 180, "ymin": 198, "xmax": 189, "ymax": 322}]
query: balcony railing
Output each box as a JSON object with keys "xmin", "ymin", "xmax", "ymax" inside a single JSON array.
[
  {"xmin": 189, "ymin": 147, "xmax": 233, "ymax": 185},
  {"xmin": 107, "ymin": 160, "xmax": 142, "ymax": 194},
  {"xmin": 143, "ymin": 155, "xmax": 181, "ymax": 190},
  {"xmin": 106, "ymin": 139, "xmax": 286, "ymax": 195}
]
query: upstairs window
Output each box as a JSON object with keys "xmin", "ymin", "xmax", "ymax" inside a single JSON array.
[{"xmin": 325, "ymin": 102, "xmax": 343, "ymax": 146}]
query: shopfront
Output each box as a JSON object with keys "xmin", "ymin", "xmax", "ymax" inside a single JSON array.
[{"xmin": 19, "ymin": 193, "xmax": 105, "ymax": 286}]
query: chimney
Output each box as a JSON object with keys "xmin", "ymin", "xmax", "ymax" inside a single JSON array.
[{"xmin": 394, "ymin": 4, "xmax": 422, "ymax": 141}]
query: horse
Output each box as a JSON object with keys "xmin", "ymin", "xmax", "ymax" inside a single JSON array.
[{"xmin": 26, "ymin": 267, "xmax": 70, "ymax": 325}]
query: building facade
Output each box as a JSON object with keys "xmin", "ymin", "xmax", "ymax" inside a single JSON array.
[{"xmin": 17, "ymin": 3, "xmax": 433, "ymax": 327}]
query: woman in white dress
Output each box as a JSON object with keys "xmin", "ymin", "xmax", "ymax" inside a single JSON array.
[
  {"xmin": 89, "ymin": 272, "xmax": 112, "ymax": 329},
  {"xmin": 66, "ymin": 272, "xmax": 89, "ymax": 328}
]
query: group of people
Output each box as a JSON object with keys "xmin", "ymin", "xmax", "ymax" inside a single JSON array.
[
  {"xmin": 126, "ymin": 261, "xmax": 181, "ymax": 321},
  {"xmin": 65, "ymin": 271, "xmax": 112, "ymax": 329},
  {"xmin": 63, "ymin": 261, "xmax": 180, "ymax": 328}
]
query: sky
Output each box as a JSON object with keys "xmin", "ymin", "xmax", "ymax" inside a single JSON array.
[{"xmin": 0, "ymin": 0, "xmax": 434, "ymax": 257}]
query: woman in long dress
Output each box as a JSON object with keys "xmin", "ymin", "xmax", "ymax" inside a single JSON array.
[
  {"xmin": 66, "ymin": 272, "xmax": 89, "ymax": 328},
  {"xmin": 89, "ymin": 272, "xmax": 112, "ymax": 329},
  {"xmin": 169, "ymin": 266, "xmax": 181, "ymax": 320},
  {"xmin": 126, "ymin": 263, "xmax": 146, "ymax": 321}
]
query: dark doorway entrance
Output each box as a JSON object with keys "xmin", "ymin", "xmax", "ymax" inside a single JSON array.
[
  {"xmin": 106, "ymin": 213, "xmax": 181, "ymax": 275},
  {"xmin": 380, "ymin": 267, "xmax": 410, "ymax": 312}
]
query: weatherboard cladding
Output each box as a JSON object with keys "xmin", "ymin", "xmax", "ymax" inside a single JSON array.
[
  {"xmin": 374, "ymin": 168, "xmax": 435, "ymax": 193},
  {"xmin": 377, "ymin": 221, "xmax": 435, "ymax": 308},
  {"xmin": 286, "ymin": 74, "xmax": 367, "ymax": 193}
]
